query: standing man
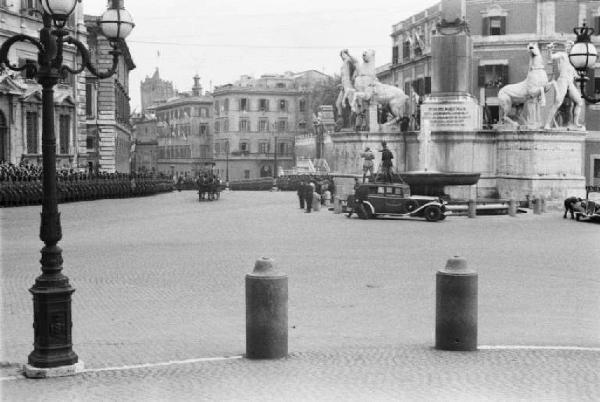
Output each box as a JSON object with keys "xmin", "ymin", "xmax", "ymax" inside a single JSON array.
[
  {"xmin": 360, "ymin": 147, "xmax": 375, "ymax": 182},
  {"xmin": 304, "ymin": 182, "xmax": 315, "ymax": 213},
  {"xmin": 297, "ymin": 180, "xmax": 305, "ymax": 209},
  {"xmin": 380, "ymin": 141, "xmax": 394, "ymax": 182}
]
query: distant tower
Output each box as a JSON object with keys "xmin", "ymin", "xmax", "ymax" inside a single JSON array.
[
  {"xmin": 140, "ymin": 68, "xmax": 176, "ymax": 113},
  {"xmin": 192, "ymin": 74, "xmax": 203, "ymax": 96}
]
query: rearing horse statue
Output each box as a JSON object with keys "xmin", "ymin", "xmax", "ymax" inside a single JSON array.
[{"xmin": 498, "ymin": 42, "xmax": 550, "ymax": 126}]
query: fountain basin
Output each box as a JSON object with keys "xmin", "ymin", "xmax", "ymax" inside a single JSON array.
[{"xmin": 398, "ymin": 171, "xmax": 481, "ymax": 197}]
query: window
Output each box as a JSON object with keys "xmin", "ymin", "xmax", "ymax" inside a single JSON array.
[
  {"xmin": 277, "ymin": 119, "xmax": 287, "ymax": 132},
  {"xmin": 59, "ymin": 70, "xmax": 72, "ymax": 86},
  {"xmin": 259, "ymin": 99, "xmax": 269, "ymax": 111},
  {"xmin": 259, "ymin": 119, "xmax": 269, "ymax": 132},
  {"xmin": 299, "ymin": 99, "xmax": 306, "ymax": 112},
  {"xmin": 214, "ymin": 121, "xmax": 220, "ymax": 133},
  {"xmin": 22, "ymin": 0, "xmax": 41, "ymax": 15},
  {"xmin": 224, "ymin": 98, "xmax": 229, "ymax": 112},
  {"xmin": 594, "ymin": 158, "xmax": 600, "ymax": 179},
  {"xmin": 19, "ymin": 58, "xmax": 37, "ymax": 80},
  {"xmin": 244, "ymin": 170, "xmax": 250, "ymax": 179},
  {"xmin": 483, "ymin": 16, "xmax": 506, "ymax": 36},
  {"xmin": 26, "ymin": 112, "xmax": 38, "ymax": 154},
  {"xmin": 404, "ymin": 81, "xmax": 411, "ymax": 96},
  {"xmin": 240, "ymin": 142, "xmax": 249, "ymax": 152},
  {"xmin": 276, "ymin": 83, "xmax": 285, "ymax": 88},
  {"xmin": 200, "ymin": 108, "xmax": 208, "ymax": 118},
  {"xmin": 392, "ymin": 45, "xmax": 399, "ymax": 65},
  {"xmin": 86, "ymin": 135, "xmax": 95, "ymax": 150},
  {"xmin": 239, "ymin": 119, "xmax": 250, "ymax": 132},
  {"xmin": 478, "ymin": 65, "xmax": 509, "ymax": 88},
  {"xmin": 0, "ymin": 0, "xmax": 8, "ymax": 9},
  {"xmin": 85, "ymin": 78, "xmax": 96, "ymax": 118},
  {"xmin": 402, "ymin": 41, "xmax": 410, "ymax": 61},
  {"xmin": 214, "ymin": 101, "xmax": 220, "ymax": 115},
  {"xmin": 240, "ymin": 98, "xmax": 248, "ymax": 111},
  {"xmin": 59, "ymin": 115, "xmax": 70, "ymax": 154},
  {"xmin": 259, "ymin": 142, "xmax": 268, "ymax": 153},
  {"xmin": 199, "ymin": 124, "xmax": 208, "ymax": 136},
  {"xmin": 215, "ymin": 143, "xmax": 221, "ymax": 154},
  {"xmin": 278, "ymin": 142, "xmax": 286, "ymax": 155},
  {"xmin": 279, "ymin": 99, "xmax": 287, "ymax": 111},
  {"xmin": 223, "ymin": 119, "xmax": 229, "ymax": 131}
]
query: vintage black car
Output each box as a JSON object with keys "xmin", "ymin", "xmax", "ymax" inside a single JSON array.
[{"xmin": 346, "ymin": 182, "xmax": 448, "ymax": 222}]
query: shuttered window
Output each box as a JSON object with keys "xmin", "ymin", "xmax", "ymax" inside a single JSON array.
[
  {"xmin": 59, "ymin": 115, "xmax": 70, "ymax": 154},
  {"xmin": 26, "ymin": 112, "xmax": 38, "ymax": 154}
]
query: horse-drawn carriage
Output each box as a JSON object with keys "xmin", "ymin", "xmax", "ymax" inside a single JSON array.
[{"xmin": 197, "ymin": 176, "xmax": 225, "ymax": 201}]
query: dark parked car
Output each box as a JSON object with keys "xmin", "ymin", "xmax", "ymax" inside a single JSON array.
[{"xmin": 346, "ymin": 182, "xmax": 448, "ymax": 222}]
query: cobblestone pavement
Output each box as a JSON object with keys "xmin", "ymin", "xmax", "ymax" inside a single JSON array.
[{"xmin": 1, "ymin": 191, "xmax": 599, "ymax": 401}]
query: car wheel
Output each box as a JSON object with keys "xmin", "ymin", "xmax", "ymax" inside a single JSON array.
[
  {"xmin": 405, "ymin": 199, "xmax": 419, "ymax": 213},
  {"xmin": 357, "ymin": 203, "xmax": 370, "ymax": 220},
  {"xmin": 424, "ymin": 205, "xmax": 442, "ymax": 222}
]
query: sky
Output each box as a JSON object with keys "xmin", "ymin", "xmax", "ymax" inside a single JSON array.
[{"xmin": 83, "ymin": 0, "xmax": 440, "ymax": 111}]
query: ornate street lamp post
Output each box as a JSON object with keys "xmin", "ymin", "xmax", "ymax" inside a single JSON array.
[
  {"xmin": 0, "ymin": 0, "xmax": 134, "ymax": 376},
  {"xmin": 569, "ymin": 23, "xmax": 600, "ymax": 103}
]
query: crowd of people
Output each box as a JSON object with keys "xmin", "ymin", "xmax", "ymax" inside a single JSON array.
[{"xmin": 296, "ymin": 177, "xmax": 334, "ymax": 213}]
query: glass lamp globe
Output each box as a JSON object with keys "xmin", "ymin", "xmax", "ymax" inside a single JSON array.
[
  {"xmin": 99, "ymin": 7, "xmax": 135, "ymax": 41},
  {"xmin": 569, "ymin": 41, "xmax": 598, "ymax": 73},
  {"xmin": 40, "ymin": 0, "xmax": 78, "ymax": 24}
]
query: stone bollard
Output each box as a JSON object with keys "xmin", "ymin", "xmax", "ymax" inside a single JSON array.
[
  {"xmin": 246, "ymin": 257, "xmax": 288, "ymax": 359},
  {"xmin": 333, "ymin": 196, "xmax": 342, "ymax": 214},
  {"xmin": 467, "ymin": 199, "xmax": 477, "ymax": 218},
  {"xmin": 508, "ymin": 199, "xmax": 517, "ymax": 217},
  {"xmin": 533, "ymin": 197, "xmax": 541, "ymax": 215},
  {"xmin": 540, "ymin": 196, "xmax": 546, "ymax": 213},
  {"xmin": 436, "ymin": 256, "xmax": 478, "ymax": 351}
]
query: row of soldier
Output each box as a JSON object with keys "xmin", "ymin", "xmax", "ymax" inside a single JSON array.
[{"xmin": 1, "ymin": 169, "xmax": 174, "ymax": 207}]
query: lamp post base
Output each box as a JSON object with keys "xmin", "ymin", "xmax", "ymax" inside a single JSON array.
[{"xmin": 23, "ymin": 361, "xmax": 84, "ymax": 379}]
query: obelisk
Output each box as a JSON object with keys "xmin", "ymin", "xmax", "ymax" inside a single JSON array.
[{"xmin": 421, "ymin": 0, "xmax": 481, "ymax": 132}]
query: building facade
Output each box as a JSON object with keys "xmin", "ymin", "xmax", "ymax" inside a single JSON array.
[
  {"xmin": 83, "ymin": 14, "xmax": 135, "ymax": 174},
  {"xmin": 0, "ymin": 0, "xmax": 87, "ymax": 167},
  {"xmin": 140, "ymin": 68, "xmax": 175, "ymax": 114},
  {"xmin": 131, "ymin": 113, "xmax": 158, "ymax": 173},
  {"xmin": 212, "ymin": 73, "xmax": 311, "ymax": 181},
  {"xmin": 152, "ymin": 76, "xmax": 214, "ymax": 178},
  {"xmin": 383, "ymin": 0, "xmax": 600, "ymax": 186}
]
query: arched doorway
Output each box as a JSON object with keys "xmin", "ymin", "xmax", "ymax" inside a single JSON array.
[{"xmin": 0, "ymin": 111, "xmax": 7, "ymax": 162}]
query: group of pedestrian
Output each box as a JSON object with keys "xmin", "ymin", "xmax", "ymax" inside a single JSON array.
[{"xmin": 296, "ymin": 178, "xmax": 333, "ymax": 213}]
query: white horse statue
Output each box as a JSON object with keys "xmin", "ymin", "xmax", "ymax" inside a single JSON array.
[
  {"xmin": 543, "ymin": 42, "xmax": 584, "ymax": 129},
  {"xmin": 351, "ymin": 49, "xmax": 408, "ymax": 124},
  {"xmin": 498, "ymin": 42, "xmax": 551, "ymax": 126}
]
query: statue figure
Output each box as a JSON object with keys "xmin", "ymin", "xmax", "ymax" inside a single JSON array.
[
  {"xmin": 350, "ymin": 49, "xmax": 409, "ymax": 125},
  {"xmin": 334, "ymin": 49, "xmax": 358, "ymax": 122},
  {"xmin": 498, "ymin": 42, "xmax": 551, "ymax": 126},
  {"xmin": 544, "ymin": 41, "xmax": 584, "ymax": 129}
]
